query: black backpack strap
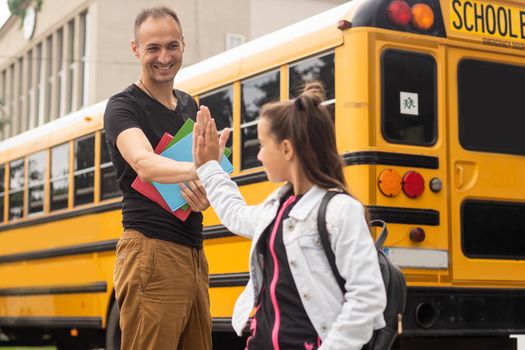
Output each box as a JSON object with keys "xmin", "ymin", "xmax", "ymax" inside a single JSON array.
[
  {"xmin": 370, "ymin": 220, "xmax": 388, "ymax": 250},
  {"xmin": 317, "ymin": 190, "xmax": 346, "ymax": 295}
]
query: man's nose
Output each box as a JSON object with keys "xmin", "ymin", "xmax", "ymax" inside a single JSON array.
[{"xmin": 157, "ymin": 49, "xmax": 171, "ymax": 64}]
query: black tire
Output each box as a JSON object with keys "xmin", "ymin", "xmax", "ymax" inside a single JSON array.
[{"xmin": 105, "ymin": 302, "xmax": 121, "ymax": 350}]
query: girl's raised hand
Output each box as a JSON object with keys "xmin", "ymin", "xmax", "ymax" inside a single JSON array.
[{"xmin": 194, "ymin": 118, "xmax": 220, "ymax": 167}]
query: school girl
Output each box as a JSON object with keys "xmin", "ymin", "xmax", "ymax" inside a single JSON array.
[{"xmin": 188, "ymin": 88, "xmax": 386, "ymax": 350}]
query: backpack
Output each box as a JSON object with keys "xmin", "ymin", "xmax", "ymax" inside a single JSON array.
[{"xmin": 317, "ymin": 190, "xmax": 407, "ymax": 350}]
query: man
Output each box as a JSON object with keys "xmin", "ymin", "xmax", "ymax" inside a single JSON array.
[{"xmin": 104, "ymin": 7, "xmax": 228, "ymax": 350}]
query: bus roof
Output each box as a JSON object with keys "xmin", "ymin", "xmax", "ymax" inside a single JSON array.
[
  {"xmin": 174, "ymin": 0, "xmax": 363, "ymax": 93},
  {"xmin": 0, "ymin": 100, "xmax": 107, "ymax": 159}
]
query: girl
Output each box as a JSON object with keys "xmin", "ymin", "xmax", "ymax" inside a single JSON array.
[{"xmin": 190, "ymin": 88, "xmax": 386, "ymax": 350}]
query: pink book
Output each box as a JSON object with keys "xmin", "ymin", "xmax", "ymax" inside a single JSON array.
[{"xmin": 131, "ymin": 133, "xmax": 192, "ymax": 221}]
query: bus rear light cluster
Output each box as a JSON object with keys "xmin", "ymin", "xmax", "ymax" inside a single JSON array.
[
  {"xmin": 387, "ymin": 1, "xmax": 435, "ymax": 31},
  {"xmin": 378, "ymin": 169, "xmax": 425, "ymax": 199}
]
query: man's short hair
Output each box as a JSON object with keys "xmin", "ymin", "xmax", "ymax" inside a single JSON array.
[{"xmin": 134, "ymin": 6, "xmax": 182, "ymax": 41}]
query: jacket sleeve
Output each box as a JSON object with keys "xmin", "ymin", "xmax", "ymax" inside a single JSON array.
[
  {"xmin": 320, "ymin": 197, "xmax": 387, "ymax": 350},
  {"xmin": 197, "ymin": 160, "xmax": 263, "ymax": 239}
]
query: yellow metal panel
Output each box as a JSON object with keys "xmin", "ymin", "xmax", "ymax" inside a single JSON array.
[{"xmin": 209, "ymin": 286, "xmax": 245, "ymax": 318}]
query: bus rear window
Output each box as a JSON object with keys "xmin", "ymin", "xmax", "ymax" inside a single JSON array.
[
  {"xmin": 458, "ymin": 60, "xmax": 525, "ymax": 156},
  {"xmin": 462, "ymin": 200, "xmax": 525, "ymax": 259},
  {"xmin": 381, "ymin": 50, "xmax": 437, "ymax": 146}
]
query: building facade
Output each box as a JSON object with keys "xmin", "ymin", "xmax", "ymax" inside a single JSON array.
[{"xmin": 0, "ymin": 0, "xmax": 346, "ymax": 141}]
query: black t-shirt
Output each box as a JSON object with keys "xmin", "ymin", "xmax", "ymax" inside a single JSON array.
[
  {"xmin": 247, "ymin": 193, "xmax": 320, "ymax": 350},
  {"xmin": 103, "ymin": 84, "xmax": 203, "ymax": 248}
]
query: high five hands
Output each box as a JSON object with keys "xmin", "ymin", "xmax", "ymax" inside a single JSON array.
[{"xmin": 193, "ymin": 105, "xmax": 231, "ymax": 168}]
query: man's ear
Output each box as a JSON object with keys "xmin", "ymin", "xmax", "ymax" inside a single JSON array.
[
  {"xmin": 282, "ymin": 140, "xmax": 294, "ymax": 161},
  {"xmin": 181, "ymin": 35, "xmax": 186, "ymax": 53},
  {"xmin": 131, "ymin": 40, "xmax": 140, "ymax": 59}
]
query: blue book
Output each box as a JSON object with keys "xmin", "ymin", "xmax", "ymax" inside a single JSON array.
[{"xmin": 152, "ymin": 132, "xmax": 234, "ymax": 211}]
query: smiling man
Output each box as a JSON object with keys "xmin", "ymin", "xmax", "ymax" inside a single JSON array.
[{"xmin": 103, "ymin": 7, "xmax": 220, "ymax": 350}]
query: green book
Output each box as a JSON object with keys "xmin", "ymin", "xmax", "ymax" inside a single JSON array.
[{"xmin": 166, "ymin": 118, "xmax": 231, "ymax": 157}]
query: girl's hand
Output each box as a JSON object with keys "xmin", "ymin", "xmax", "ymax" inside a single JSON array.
[{"xmin": 193, "ymin": 107, "xmax": 230, "ymax": 168}]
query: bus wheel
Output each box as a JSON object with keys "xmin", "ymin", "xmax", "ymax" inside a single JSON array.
[{"xmin": 105, "ymin": 302, "xmax": 121, "ymax": 350}]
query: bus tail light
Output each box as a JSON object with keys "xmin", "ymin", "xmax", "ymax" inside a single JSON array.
[
  {"xmin": 411, "ymin": 3, "xmax": 435, "ymax": 31},
  {"xmin": 409, "ymin": 227, "xmax": 426, "ymax": 243},
  {"xmin": 387, "ymin": 1, "xmax": 436, "ymax": 31},
  {"xmin": 378, "ymin": 169, "xmax": 402, "ymax": 197},
  {"xmin": 387, "ymin": 0, "xmax": 411, "ymax": 27},
  {"xmin": 402, "ymin": 171, "xmax": 425, "ymax": 198}
]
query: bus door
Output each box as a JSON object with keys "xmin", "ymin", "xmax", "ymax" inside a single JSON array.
[{"xmin": 446, "ymin": 47, "xmax": 525, "ymax": 283}]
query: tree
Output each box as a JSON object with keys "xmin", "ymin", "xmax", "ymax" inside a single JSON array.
[{"xmin": 7, "ymin": 0, "xmax": 43, "ymax": 21}]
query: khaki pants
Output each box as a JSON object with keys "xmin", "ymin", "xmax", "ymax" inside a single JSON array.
[{"xmin": 114, "ymin": 229, "xmax": 211, "ymax": 350}]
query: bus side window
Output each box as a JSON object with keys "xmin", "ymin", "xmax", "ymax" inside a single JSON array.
[
  {"xmin": 381, "ymin": 49, "xmax": 437, "ymax": 146},
  {"xmin": 50, "ymin": 143, "xmax": 69, "ymax": 211},
  {"xmin": 0, "ymin": 164, "xmax": 5, "ymax": 223},
  {"xmin": 74, "ymin": 134, "xmax": 95, "ymax": 206},
  {"xmin": 289, "ymin": 51, "xmax": 335, "ymax": 120},
  {"xmin": 240, "ymin": 70, "xmax": 280, "ymax": 170},
  {"xmin": 199, "ymin": 86, "xmax": 233, "ymax": 161},
  {"xmin": 8, "ymin": 158, "xmax": 24, "ymax": 221},
  {"xmin": 27, "ymin": 151, "xmax": 47, "ymax": 215},
  {"xmin": 100, "ymin": 131, "xmax": 120, "ymax": 201}
]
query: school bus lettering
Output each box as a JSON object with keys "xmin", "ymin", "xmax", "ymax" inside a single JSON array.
[{"xmin": 450, "ymin": 0, "xmax": 525, "ymax": 44}]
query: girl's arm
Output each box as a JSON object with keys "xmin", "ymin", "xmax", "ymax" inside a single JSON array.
[
  {"xmin": 197, "ymin": 160, "xmax": 263, "ymax": 239},
  {"xmin": 193, "ymin": 109, "xmax": 262, "ymax": 238},
  {"xmin": 320, "ymin": 197, "xmax": 387, "ymax": 350}
]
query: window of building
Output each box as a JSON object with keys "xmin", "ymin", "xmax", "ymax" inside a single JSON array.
[
  {"xmin": 0, "ymin": 164, "xmax": 5, "ymax": 223},
  {"xmin": 381, "ymin": 50, "xmax": 437, "ymax": 146},
  {"xmin": 50, "ymin": 143, "xmax": 69, "ymax": 211},
  {"xmin": 240, "ymin": 70, "xmax": 280, "ymax": 170},
  {"xmin": 458, "ymin": 59, "xmax": 525, "ymax": 156},
  {"xmin": 9, "ymin": 64, "xmax": 15, "ymax": 137},
  {"xmin": 289, "ymin": 51, "xmax": 335, "ymax": 119},
  {"xmin": 27, "ymin": 151, "xmax": 46, "ymax": 215},
  {"xmin": 66, "ymin": 19, "xmax": 75, "ymax": 114},
  {"xmin": 8, "ymin": 158, "xmax": 24, "ymax": 220},
  {"xmin": 0, "ymin": 70, "xmax": 6, "ymax": 140},
  {"xmin": 226, "ymin": 33, "xmax": 245, "ymax": 50},
  {"xmin": 17, "ymin": 57, "xmax": 23, "ymax": 135},
  {"xmin": 26, "ymin": 50, "xmax": 33, "ymax": 131},
  {"xmin": 100, "ymin": 131, "xmax": 120, "ymax": 201},
  {"xmin": 56, "ymin": 28, "xmax": 64, "ymax": 118},
  {"xmin": 45, "ymin": 35, "xmax": 53, "ymax": 123},
  {"xmin": 36, "ymin": 43, "xmax": 43, "ymax": 126},
  {"xmin": 199, "ymin": 86, "xmax": 233, "ymax": 160},
  {"xmin": 74, "ymin": 134, "xmax": 94, "ymax": 206},
  {"xmin": 79, "ymin": 11, "xmax": 89, "ymax": 108}
]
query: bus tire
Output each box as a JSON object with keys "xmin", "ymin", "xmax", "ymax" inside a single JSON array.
[{"xmin": 105, "ymin": 301, "xmax": 121, "ymax": 350}]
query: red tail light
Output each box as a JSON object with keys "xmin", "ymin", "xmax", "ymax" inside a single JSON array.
[
  {"xmin": 409, "ymin": 227, "xmax": 426, "ymax": 243},
  {"xmin": 387, "ymin": 0, "xmax": 411, "ymax": 27},
  {"xmin": 402, "ymin": 171, "xmax": 425, "ymax": 198}
]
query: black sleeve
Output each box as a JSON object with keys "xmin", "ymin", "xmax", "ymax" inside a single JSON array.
[{"xmin": 103, "ymin": 95, "xmax": 142, "ymax": 147}]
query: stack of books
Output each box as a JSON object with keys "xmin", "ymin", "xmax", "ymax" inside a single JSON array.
[{"xmin": 131, "ymin": 119, "xmax": 233, "ymax": 221}]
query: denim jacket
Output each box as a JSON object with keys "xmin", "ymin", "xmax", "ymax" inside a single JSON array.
[{"xmin": 197, "ymin": 161, "xmax": 386, "ymax": 350}]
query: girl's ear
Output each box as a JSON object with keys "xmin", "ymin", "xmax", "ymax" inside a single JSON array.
[{"xmin": 282, "ymin": 139, "xmax": 294, "ymax": 161}]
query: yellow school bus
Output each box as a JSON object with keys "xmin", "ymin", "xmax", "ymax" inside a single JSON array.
[{"xmin": 1, "ymin": 0, "xmax": 524, "ymax": 348}]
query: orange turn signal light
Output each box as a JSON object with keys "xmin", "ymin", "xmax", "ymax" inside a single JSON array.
[
  {"xmin": 378, "ymin": 169, "xmax": 402, "ymax": 197},
  {"xmin": 411, "ymin": 3, "xmax": 434, "ymax": 31}
]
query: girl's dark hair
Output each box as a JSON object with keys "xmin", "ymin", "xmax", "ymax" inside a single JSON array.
[{"xmin": 260, "ymin": 81, "xmax": 348, "ymax": 193}]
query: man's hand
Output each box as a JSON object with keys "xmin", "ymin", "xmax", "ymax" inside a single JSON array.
[
  {"xmin": 179, "ymin": 181, "xmax": 210, "ymax": 212},
  {"xmin": 193, "ymin": 106, "xmax": 231, "ymax": 168}
]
